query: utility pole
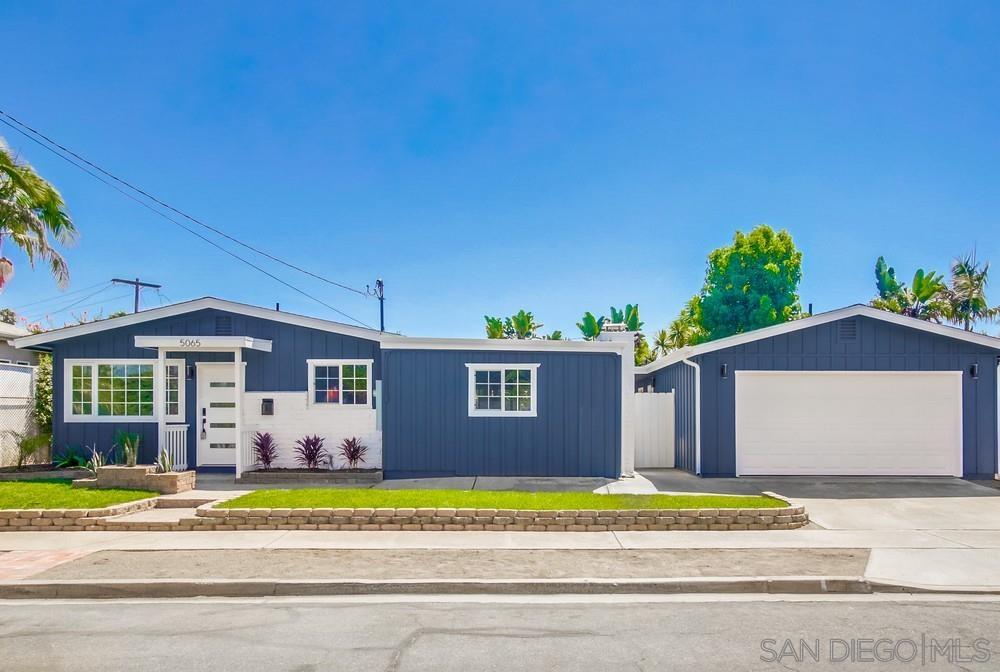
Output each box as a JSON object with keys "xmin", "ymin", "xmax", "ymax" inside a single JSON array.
[
  {"xmin": 367, "ymin": 279, "xmax": 385, "ymax": 332},
  {"xmin": 112, "ymin": 277, "xmax": 162, "ymax": 313}
]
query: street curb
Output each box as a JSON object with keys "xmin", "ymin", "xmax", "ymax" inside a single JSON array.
[{"xmin": 0, "ymin": 575, "xmax": 876, "ymax": 599}]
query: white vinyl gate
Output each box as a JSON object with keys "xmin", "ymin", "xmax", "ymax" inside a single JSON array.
[{"xmin": 634, "ymin": 392, "xmax": 675, "ymax": 469}]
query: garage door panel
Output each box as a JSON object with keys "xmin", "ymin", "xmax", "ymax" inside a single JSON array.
[{"xmin": 736, "ymin": 372, "xmax": 962, "ymax": 476}]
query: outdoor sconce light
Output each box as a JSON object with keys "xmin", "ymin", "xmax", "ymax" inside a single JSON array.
[
  {"xmin": 186, "ymin": 365, "xmax": 195, "ymax": 380},
  {"xmin": 720, "ymin": 363, "xmax": 729, "ymax": 379},
  {"xmin": 970, "ymin": 363, "xmax": 979, "ymax": 379},
  {"xmin": 261, "ymin": 398, "xmax": 274, "ymax": 416}
]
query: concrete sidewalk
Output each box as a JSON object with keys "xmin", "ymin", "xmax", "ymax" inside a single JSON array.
[{"xmin": 3, "ymin": 529, "xmax": 1000, "ymax": 593}]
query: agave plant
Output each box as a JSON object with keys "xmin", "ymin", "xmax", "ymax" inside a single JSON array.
[
  {"xmin": 252, "ymin": 431, "xmax": 279, "ymax": 471},
  {"xmin": 337, "ymin": 437, "xmax": 368, "ymax": 470},
  {"xmin": 84, "ymin": 445, "xmax": 106, "ymax": 477},
  {"xmin": 294, "ymin": 435, "xmax": 327, "ymax": 470},
  {"xmin": 115, "ymin": 430, "xmax": 140, "ymax": 467},
  {"xmin": 154, "ymin": 448, "xmax": 173, "ymax": 474}
]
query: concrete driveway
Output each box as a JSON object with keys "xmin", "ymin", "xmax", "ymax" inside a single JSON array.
[{"xmin": 639, "ymin": 469, "xmax": 1000, "ymax": 531}]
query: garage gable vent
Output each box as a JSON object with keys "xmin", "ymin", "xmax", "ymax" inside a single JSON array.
[
  {"xmin": 838, "ymin": 319, "xmax": 858, "ymax": 341},
  {"xmin": 214, "ymin": 315, "xmax": 233, "ymax": 336}
]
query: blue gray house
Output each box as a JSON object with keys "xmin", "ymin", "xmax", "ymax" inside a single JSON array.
[
  {"xmin": 635, "ymin": 305, "xmax": 1000, "ymax": 479},
  {"xmin": 13, "ymin": 298, "xmax": 634, "ymax": 479}
]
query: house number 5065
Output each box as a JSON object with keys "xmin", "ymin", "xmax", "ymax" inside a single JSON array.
[{"xmin": 179, "ymin": 339, "xmax": 201, "ymax": 348}]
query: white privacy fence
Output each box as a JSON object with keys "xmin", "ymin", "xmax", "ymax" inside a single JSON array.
[
  {"xmin": 634, "ymin": 391, "xmax": 675, "ymax": 469},
  {"xmin": 0, "ymin": 364, "xmax": 40, "ymax": 468}
]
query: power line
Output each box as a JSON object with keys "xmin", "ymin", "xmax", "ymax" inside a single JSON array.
[
  {"xmin": 0, "ymin": 109, "xmax": 367, "ymax": 297},
  {"xmin": 27, "ymin": 283, "xmax": 117, "ymax": 321},
  {"xmin": 0, "ymin": 116, "xmax": 374, "ymax": 329},
  {"xmin": 10, "ymin": 280, "xmax": 110, "ymax": 310}
]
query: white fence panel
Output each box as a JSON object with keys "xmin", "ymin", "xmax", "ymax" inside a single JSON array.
[
  {"xmin": 634, "ymin": 392, "xmax": 675, "ymax": 469},
  {"xmin": 162, "ymin": 424, "xmax": 189, "ymax": 471}
]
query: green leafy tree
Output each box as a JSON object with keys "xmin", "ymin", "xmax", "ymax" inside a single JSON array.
[
  {"xmin": 0, "ymin": 138, "xmax": 77, "ymax": 289},
  {"xmin": 870, "ymin": 257, "xmax": 948, "ymax": 321},
  {"xmin": 697, "ymin": 225, "xmax": 803, "ymax": 339},
  {"xmin": 545, "ymin": 330, "xmax": 563, "ymax": 340},
  {"xmin": 609, "ymin": 305, "xmax": 644, "ymax": 331},
  {"xmin": 507, "ymin": 309, "xmax": 541, "ymax": 339},
  {"xmin": 33, "ymin": 353, "xmax": 52, "ymax": 434},
  {"xmin": 576, "ymin": 311, "xmax": 605, "ymax": 340},
  {"xmin": 485, "ymin": 310, "xmax": 544, "ymax": 339},
  {"xmin": 945, "ymin": 252, "xmax": 999, "ymax": 331},
  {"xmin": 666, "ymin": 296, "xmax": 707, "ymax": 348},
  {"xmin": 484, "ymin": 315, "xmax": 505, "ymax": 339}
]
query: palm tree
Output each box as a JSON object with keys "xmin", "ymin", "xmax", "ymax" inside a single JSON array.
[
  {"xmin": 484, "ymin": 315, "xmax": 505, "ymax": 339},
  {"xmin": 945, "ymin": 253, "xmax": 1000, "ymax": 331},
  {"xmin": 0, "ymin": 139, "xmax": 77, "ymax": 289},
  {"xmin": 576, "ymin": 312, "xmax": 605, "ymax": 340},
  {"xmin": 870, "ymin": 258, "xmax": 947, "ymax": 321},
  {"xmin": 653, "ymin": 328, "xmax": 670, "ymax": 356}
]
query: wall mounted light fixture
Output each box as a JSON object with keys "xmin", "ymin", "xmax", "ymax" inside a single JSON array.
[
  {"xmin": 970, "ymin": 363, "xmax": 979, "ymax": 379},
  {"xmin": 720, "ymin": 363, "xmax": 729, "ymax": 379}
]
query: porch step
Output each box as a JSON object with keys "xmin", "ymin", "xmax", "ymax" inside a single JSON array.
[
  {"xmin": 154, "ymin": 490, "xmax": 245, "ymax": 509},
  {"xmin": 100, "ymin": 508, "xmax": 200, "ymax": 531}
]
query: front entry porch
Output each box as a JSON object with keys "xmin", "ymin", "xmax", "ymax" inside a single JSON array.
[{"xmin": 134, "ymin": 335, "xmax": 273, "ymax": 476}]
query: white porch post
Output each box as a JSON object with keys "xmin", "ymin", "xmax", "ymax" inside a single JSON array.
[
  {"xmin": 156, "ymin": 347, "xmax": 166, "ymax": 459},
  {"xmin": 234, "ymin": 347, "xmax": 244, "ymax": 476}
]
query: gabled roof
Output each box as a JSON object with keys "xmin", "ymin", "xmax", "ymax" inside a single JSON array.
[
  {"xmin": 0, "ymin": 322, "xmax": 30, "ymax": 339},
  {"xmin": 636, "ymin": 304, "xmax": 1000, "ymax": 375},
  {"xmin": 11, "ymin": 297, "xmax": 384, "ymax": 350}
]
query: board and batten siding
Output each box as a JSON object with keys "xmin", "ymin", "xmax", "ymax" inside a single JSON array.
[
  {"xmin": 49, "ymin": 308, "xmax": 381, "ymax": 464},
  {"xmin": 661, "ymin": 315, "xmax": 999, "ymax": 478},
  {"xmin": 381, "ymin": 349, "xmax": 622, "ymax": 478}
]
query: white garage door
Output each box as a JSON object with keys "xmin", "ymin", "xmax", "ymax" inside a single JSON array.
[{"xmin": 735, "ymin": 371, "xmax": 963, "ymax": 476}]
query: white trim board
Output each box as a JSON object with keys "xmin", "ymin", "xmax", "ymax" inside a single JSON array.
[
  {"xmin": 12, "ymin": 297, "xmax": 383, "ymax": 349},
  {"xmin": 135, "ymin": 335, "xmax": 273, "ymax": 352},
  {"xmin": 382, "ymin": 336, "xmax": 630, "ymax": 353},
  {"xmin": 637, "ymin": 304, "xmax": 1000, "ymax": 375}
]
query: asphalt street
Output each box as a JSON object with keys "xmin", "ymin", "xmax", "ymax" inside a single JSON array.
[{"xmin": 2, "ymin": 595, "xmax": 1000, "ymax": 671}]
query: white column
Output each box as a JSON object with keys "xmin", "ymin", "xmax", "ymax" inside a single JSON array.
[
  {"xmin": 233, "ymin": 348, "xmax": 243, "ymax": 476},
  {"xmin": 157, "ymin": 347, "xmax": 166, "ymax": 461}
]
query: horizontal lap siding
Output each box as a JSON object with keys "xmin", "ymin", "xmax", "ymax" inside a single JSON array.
[
  {"xmin": 50, "ymin": 309, "xmax": 381, "ymax": 464},
  {"xmin": 696, "ymin": 316, "xmax": 999, "ymax": 478},
  {"xmin": 381, "ymin": 350, "xmax": 621, "ymax": 477}
]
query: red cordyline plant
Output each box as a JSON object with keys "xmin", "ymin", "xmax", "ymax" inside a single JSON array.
[
  {"xmin": 252, "ymin": 432, "xmax": 278, "ymax": 471},
  {"xmin": 337, "ymin": 437, "xmax": 368, "ymax": 470},
  {"xmin": 294, "ymin": 434, "xmax": 327, "ymax": 470}
]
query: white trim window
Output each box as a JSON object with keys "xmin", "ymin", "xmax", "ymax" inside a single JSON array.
[
  {"xmin": 307, "ymin": 359, "xmax": 374, "ymax": 407},
  {"xmin": 466, "ymin": 363, "xmax": 540, "ymax": 417},
  {"xmin": 64, "ymin": 358, "xmax": 184, "ymax": 423},
  {"xmin": 164, "ymin": 360, "xmax": 185, "ymax": 422}
]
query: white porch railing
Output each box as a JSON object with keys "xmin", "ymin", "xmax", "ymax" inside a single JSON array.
[
  {"xmin": 162, "ymin": 424, "xmax": 189, "ymax": 471},
  {"xmin": 240, "ymin": 430, "xmax": 257, "ymax": 474}
]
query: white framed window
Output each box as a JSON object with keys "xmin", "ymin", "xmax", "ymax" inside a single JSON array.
[
  {"xmin": 307, "ymin": 359, "xmax": 373, "ymax": 407},
  {"xmin": 466, "ymin": 363, "xmax": 540, "ymax": 417},
  {"xmin": 164, "ymin": 360, "xmax": 185, "ymax": 422},
  {"xmin": 64, "ymin": 358, "xmax": 184, "ymax": 422}
]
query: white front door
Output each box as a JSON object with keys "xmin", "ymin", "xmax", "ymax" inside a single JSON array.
[
  {"xmin": 197, "ymin": 363, "xmax": 238, "ymax": 466},
  {"xmin": 735, "ymin": 371, "xmax": 963, "ymax": 476}
]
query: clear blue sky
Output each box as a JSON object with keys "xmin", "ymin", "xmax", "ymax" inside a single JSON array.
[{"xmin": 3, "ymin": 2, "xmax": 999, "ymax": 336}]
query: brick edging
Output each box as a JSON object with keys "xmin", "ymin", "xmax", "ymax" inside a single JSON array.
[
  {"xmin": 187, "ymin": 504, "xmax": 809, "ymax": 532},
  {"xmin": 0, "ymin": 497, "xmax": 160, "ymax": 531}
]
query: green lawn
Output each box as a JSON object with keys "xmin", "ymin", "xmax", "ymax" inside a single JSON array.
[
  {"xmin": 0, "ymin": 479, "xmax": 157, "ymax": 509},
  {"xmin": 218, "ymin": 488, "xmax": 785, "ymax": 511}
]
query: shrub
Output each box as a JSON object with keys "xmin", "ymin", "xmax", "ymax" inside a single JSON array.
[
  {"xmin": 253, "ymin": 432, "xmax": 278, "ymax": 471},
  {"xmin": 154, "ymin": 448, "xmax": 173, "ymax": 474},
  {"xmin": 115, "ymin": 430, "xmax": 140, "ymax": 467},
  {"xmin": 53, "ymin": 445, "xmax": 87, "ymax": 469},
  {"xmin": 293, "ymin": 435, "xmax": 327, "ymax": 470},
  {"xmin": 16, "ymin": 433, "xmax": 50, "ymax": 469},
  {"xmin": 337, "ymin": 437, "xmax": 368, "ymax": 470}
]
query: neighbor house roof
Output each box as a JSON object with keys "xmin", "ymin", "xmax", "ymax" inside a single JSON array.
[
  {"xmin": 636, "ymin": 304, "xmax": 1000, "ymax": 375},
  {"xmin": 10, "ymin": 296, "xmax": 385, "ymax": 350},
  {"xmin": 0, "ymin": 322, "xmax": 30, "ymax": 340}
]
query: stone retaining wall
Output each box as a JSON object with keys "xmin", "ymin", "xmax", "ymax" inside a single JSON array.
[
  {"xmin": 0, "ymin": 497, "xmax": 158, "ymax": 531},
  {"xmin": 187, "ymin": 504, "xmax": 808, "ymax": 532}
]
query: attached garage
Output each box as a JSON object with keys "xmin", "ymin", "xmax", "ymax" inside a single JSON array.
[
  {"xmin": 636, "ymin": 305, "xmax": 1000, "ymax": 479},
  {"xmin": 734, "ymin": 371, "xmax": 963, "ymax": 476}
]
